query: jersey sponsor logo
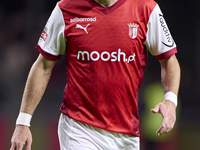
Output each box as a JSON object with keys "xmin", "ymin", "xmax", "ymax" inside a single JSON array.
[
  {"xmin": 159, "ymin": 14, "xmax": 175, "ymax": 47},
  {"xmin": 76, "ymin": 23, "xmax": 90, "ymax": 34},
  {"xmin": 70, "ymin": 17, "xmax": 96, "ymax": 23},
  {"xmin": 40, "ymin": 30, "xmax": 48, "ymax": 41},
  {"xmin": 128, "ymin": 23, "xmax": 139, "ymax": 39},
  {"xmin": 40, "ymin": 21, "xmax": 50, "ymax": 42},
  {"xmin": 77, "ymin": 49, "xmax": 136, "ymax": 63}
]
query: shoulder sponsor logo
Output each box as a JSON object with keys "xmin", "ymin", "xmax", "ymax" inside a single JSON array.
[
  {"xmin": 70, "ymin": 17, "xmax": 96, "ymax": 23},
  {"xmin": 40, "ymin": 30, "xmax": 48, "ymax": 41},
  {"xmin": 40, "ymin": 21, "xmax": 51, "ymax": 42},
  {"xmin": 128, "ymin": 23, "xmax": 139, "ymax": 39},
  {"xmin": 159, "ymin": 14, "xmax": 174, "ymax": 48},
  {"xmin": 77, "ymin": 49, "xmax": 136, "ymax": 63}
]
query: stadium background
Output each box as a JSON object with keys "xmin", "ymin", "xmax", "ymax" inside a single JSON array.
[{"xmin": 0, "ymin": 0, "xmax": 199, "ymax": 149}]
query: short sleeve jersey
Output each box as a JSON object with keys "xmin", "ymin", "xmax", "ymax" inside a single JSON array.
[{"xmin": 36, "ymin": 0, "xmax": 177, "ymax": 137}]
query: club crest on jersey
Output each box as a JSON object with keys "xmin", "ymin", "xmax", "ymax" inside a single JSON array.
[{"xmin": 128, "ymin": 23, "xmax": 139, "ymax": 39}]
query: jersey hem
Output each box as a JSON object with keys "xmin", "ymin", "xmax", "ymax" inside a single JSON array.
[
  {"xmin": 154, "ymin": 47, "xmax": 177, "ymax": 60},
  {"xmin": 60, "ymin": 105, "xmax": 140, "ymax": 137},
  {"xmin": 36, "ymin": 44, "xmax": 62, "ymax": 61}
]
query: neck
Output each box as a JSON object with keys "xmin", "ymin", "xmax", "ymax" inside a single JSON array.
[{"xmin": 95, "ymin": 0, "xmax": 118, "ymax": 7}]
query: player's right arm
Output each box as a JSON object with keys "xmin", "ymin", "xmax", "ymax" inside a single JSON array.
[
  {"xmin": 11, "ymin": 3, "xmax": 66, "ymax": 149},
  {"xmin": 10, "ymin": 54, "xmax": 56, "ymax": 150}
]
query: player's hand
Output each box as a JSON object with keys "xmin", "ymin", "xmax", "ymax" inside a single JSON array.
[
  {"xmin": 10, "ymin": 125, "xmax": 32, "ymax": 150},
  {"xmin": 151, "ymin": 100, "xmax": 176, "ymax": 136}
]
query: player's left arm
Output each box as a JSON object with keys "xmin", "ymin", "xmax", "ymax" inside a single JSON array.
[{"xmin": 151, "ymin": 54, "xmax": 181, "ymax": 136}]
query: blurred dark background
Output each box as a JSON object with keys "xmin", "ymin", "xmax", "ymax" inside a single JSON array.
[{"xmin": 0, "ymin": 0, "xmax": 199, "ymax": 149}]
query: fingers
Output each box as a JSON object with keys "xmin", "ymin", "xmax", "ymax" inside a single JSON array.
[
  {"xmin": 25, "ymin": 139, "xmax": 32, "ymax": 150},
  {"xmin": 156, "ymin": 124, "xmax": 167, "ymax": 136},
  {"xmin": 156, "ymin": 123, "xmax": 174, "ymax": 136},
  {"xmin": 17, "ymin": 144, "xmax": 24, "ymax": 150},
  {"xmin": 10, "ymin": 125, "xmax": 32, "ymax": 150},
  {"xmin": 10, "ymin": 142, "xmax": 24, "ymax": 150},
  {"xmin": 151, "ymin": 104, "xmax": 161, "ymax": 114},
  {"xmin": 10, "ymin": 140, "xmax": 31, "ymax": 150},
  {"xmin": 156, "ymin": 114, "xmax": 176, "ymax": 136},
  {"xmin": 151, "ymin": 101, "xmax": 176, "ymax": 136},
  {"xmin": 10, "ymin": 143, "xmax": 15, "ymax": 150}
]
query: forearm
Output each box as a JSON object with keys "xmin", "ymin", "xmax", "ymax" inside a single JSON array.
[
  {"xmin": 11, "ymin": 56, "xmax": 56, "ymax": 150},
  {"xmin": 160, "ymin": 55, "xmax": 181, "ymax": 95},
  {"xmin": 151, "ymin": 55, "xmax": 180, "ymax": 136},
  {"xmin": 19, "ymin": 55, "xmax": 55, "ymax": 115}
]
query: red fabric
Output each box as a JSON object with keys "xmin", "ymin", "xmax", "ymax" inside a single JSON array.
[
  {"xmin": 58, "ymin": 0, "xmax": 158, "ymax": 137},
  {"xmin": 36, "ymin": 44, "xmax": 62, "ymax": 61},
  {"xmin": 86, "ymin": 0, "xmax": 126, "ymax": 14},
  {"xmin": 36, "ymin": 0, "xmax": 177, "ymax": 137},
  {"xmin": 155, "ymin": 47, "xmax": 177, "ymax": 60}
]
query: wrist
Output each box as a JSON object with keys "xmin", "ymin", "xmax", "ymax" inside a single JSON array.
[
  {"xmin": 16, "ymin": 112, "xmax": 32, "ymax": 127},
  {"xmin": 164, "ymin": 91, "xmax": 177, "ymax": 107}
]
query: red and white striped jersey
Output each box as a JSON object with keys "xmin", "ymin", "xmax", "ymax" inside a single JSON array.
[{"xmin": 36, "ymin": 0, "xmax": 177, "ymax": 136}]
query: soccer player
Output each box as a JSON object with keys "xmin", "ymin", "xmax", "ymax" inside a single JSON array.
[{"xmin": 10, "ymin": 0, "xmax": 181, "ymax": 150}]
